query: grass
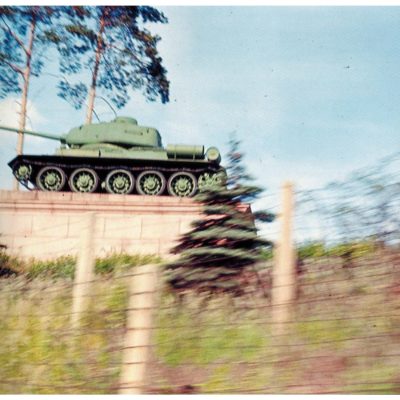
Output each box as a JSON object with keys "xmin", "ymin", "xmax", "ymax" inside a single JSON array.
[
  {"xmin": 154, "ymin": 297, "xmax": 268, "ymax": 367},
  {"xmin": 0, "ymin": 249, "xmax": 161, "ymax": 279},
  {"xmin": 0, "ymin": 249, "xmax": 399, "ymax": 393},
  {"xmin": 0, "ymin": 276, "xmax": 130, "ymax": 394},
  {"xmin": 0, "ymin": 251, "xmax": 160, "ymax": 394},
  {"xmin": 148, "ymin": 248, "xmax": 400, "ymax": 394}
]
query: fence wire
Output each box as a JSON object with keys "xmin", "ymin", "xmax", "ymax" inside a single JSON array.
[{"xmin": 0, "ymin": 246, "xmax": 399, "ymax": 394}]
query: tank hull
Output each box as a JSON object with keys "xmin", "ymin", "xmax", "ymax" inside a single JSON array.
[
  {"xmin": 9, "ymin": 154, "xmax": 225, "ymax": 197},
  {"xmin": 3, "ymin": 116, "xmax": 225, "ymax": 197}
]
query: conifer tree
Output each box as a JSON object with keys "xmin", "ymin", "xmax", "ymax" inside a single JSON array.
[
  {"xmin": 50, "ymin": 6, "xmax": 169, "ymax": 123},
  {"xmin": 165, "ymin": 136, "xmax": 274, "ymax": 296},
  {"xmin": 0, "ymin": 6, "xmax": 61, "ymax": 156}
]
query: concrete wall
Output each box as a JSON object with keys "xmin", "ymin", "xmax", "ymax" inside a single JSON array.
[{"xmin": 0, "ymin": 190, "xmax": 201, "ymax": 259}]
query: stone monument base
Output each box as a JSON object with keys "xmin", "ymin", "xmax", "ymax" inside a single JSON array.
[{"xmin": 0, "ymin": 190, "xmax": 201, "ymax": 260}]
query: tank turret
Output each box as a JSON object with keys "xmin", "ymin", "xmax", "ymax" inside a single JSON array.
[{"xmin": 1, "ymin": 117, "xmax": 225, "ymax": 197}]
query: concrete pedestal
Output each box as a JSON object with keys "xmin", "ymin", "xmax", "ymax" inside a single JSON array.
[{"xmin": 0, "ymin": 190, "xmax": 201, "ymax": 259}]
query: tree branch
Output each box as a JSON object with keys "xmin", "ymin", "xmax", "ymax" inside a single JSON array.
[
  {"xmin": 0, "ymin": 57, "xmax": 24, "ymax": 76},
  {"xmin": 104, "ymin": 41, "xmax": 140, "ymax": 63},
  {"xmin": 0, "ymin": 16, "xmax": 29, "ymax": 56}
]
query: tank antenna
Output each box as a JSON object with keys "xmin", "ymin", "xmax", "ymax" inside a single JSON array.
[
  {"xmin": 92, "ymin": 108, "xmax": 100, "ymax": 123},
  {"xmin": 96, "ymin": 96, "xmax": 117, "ymax": 120}
]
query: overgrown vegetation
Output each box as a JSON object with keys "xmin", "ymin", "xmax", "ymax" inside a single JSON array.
[
  {"xmin": 259, "ymin": 239, "xmax": 379, "ymax": 264},
  {"xmin": 0, "ymin": 250, "xmax": 160, "ymax": 279},
  {"xmin": 0, "ymin": 249, "xmax": 399, "ymax": 393},
  {"xmin": 150, "ymin": 249, "xmax": 400, "ymax": 393},
  {"xmin": 0, "ymin": 277, "xmax": 129, "ymax": 394},
  {"xmin": 296, "ymin": 239, "xmax": 378, "ymax": 260},
  {"xmin": 0, "ymin": 251, "xmax": 159, "ymax": 394}
]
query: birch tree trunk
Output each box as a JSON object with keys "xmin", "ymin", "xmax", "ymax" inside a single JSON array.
[
  {"xmin": 14, "ymin": 17, "xmax": 36, "ymax": 191},
  {"xmin": 85, "ymin": 11, "xmax": 106, "ymax": 125}
]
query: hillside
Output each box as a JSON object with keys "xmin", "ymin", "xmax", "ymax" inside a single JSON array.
[{"xmin": 0, "ymin": 248, "xmax": 399, "ymax": 393}]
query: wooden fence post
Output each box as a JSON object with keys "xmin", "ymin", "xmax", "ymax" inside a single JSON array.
[
  {"xmin": 119, "ymin": 263, "xmax": 159, "ymax": 394},
  {"xmin": 13, "ymin": 178, "xmax": 19, "ymax": 192},
  {"xmin": 71, "ymin": 212, "xmax": 96, "ymax": 330},
  {"xmin": 271, "ymin": 182, "xmax": 296, "ymax": 336}
]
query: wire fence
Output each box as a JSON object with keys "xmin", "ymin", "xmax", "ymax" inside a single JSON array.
[
  {"xmin": 1, "ymin": 247, "xmax": 399, "ymax": 393},
  {"xmin": 0, "ymin": 151, "xmax": 399, "ymax": 394}
]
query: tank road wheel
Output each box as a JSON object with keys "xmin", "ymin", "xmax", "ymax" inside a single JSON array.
[
  {"xmin": 105, "ymin": 169, "xmax": 135, "ymax": 195},
  {"xmin": 168, "ymin": 172, "xmax": 197, "ymax": 197},
  {"xmin": 13, "ymin": 163, "xmax": 32, "ymax": 182},
  {"xmin": 36, "ymin": 166, "xmax": 66, "ymax": 192},
  {"xmin": 69, "ymin": 168, "xmax": 99, "ymax": 193},
  {"xmin": 136, "ymin": 170, "xmax": 166, "ymax": 196},
  {"xmin": 198, "ymin": 170, "xmax": 227, "ymax": 192}
]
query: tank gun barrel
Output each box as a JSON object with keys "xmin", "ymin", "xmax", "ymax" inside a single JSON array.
[{"xmin": 0, "ymin": 125, "xmax": 64, "ymax": 143}]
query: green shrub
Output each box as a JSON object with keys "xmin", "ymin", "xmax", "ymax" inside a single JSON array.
[
  {"xmin": 296, "ymin": 239, "xmax": 378, "ymax": 260},
  {"xmin": 94, "ymin": 253, "xmax": 160, "ymax": 275},
  {"xmin": 297, "ymin": 241, "xmax": 326, "ymax": 259},
  {"xmin": 0, "ymin": 251, "xmax": 161, "ymax": 280},
  {"xmin": 326, "ymin": 240, "xmax": 377, "ymax": 258},
  {"xmin": 0, "ymin": 250, "xmax": 24, "ymax": 275},
  {"xmin": 26, "ymin": 256, "xmax": 76, "ymax": 280}
]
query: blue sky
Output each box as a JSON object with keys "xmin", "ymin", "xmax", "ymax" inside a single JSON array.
[{"xmin": 1, "ymin": 6, "xmax": 399, "ymax": 200}]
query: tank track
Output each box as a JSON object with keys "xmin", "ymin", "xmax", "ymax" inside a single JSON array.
[{"xmin": 9, "ymin": 155, "xmax": 226, "ymax": 197}]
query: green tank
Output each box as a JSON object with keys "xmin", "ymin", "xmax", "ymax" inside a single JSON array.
[{"xmin": 1, "ymin": 117, "xmax": 226, "ymax": 197}]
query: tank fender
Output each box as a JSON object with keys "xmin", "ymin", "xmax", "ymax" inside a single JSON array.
[{"xmin": 166, "ymin": 144, "xmax": 204, "ymax": 159}]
